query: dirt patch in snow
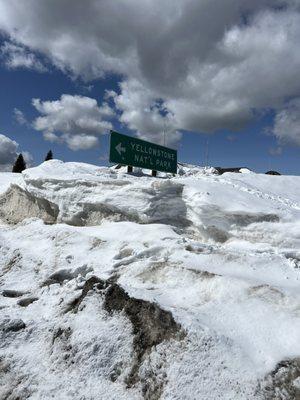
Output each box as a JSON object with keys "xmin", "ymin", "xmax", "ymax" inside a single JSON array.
[
  {"xmin": 104, "ymin": 283, "xmax": 185, "ymax": 389},
  {"xmin": 261, "ymin": 358, "xmax": 300, "ymax": 399},
  {"xmin": 17, "ymin": 297, "xmax": 39, "ymax": 307},
  {"xmin": 0, "ymin": 185, "xmax": 59, "ymax": 225},
  {"xmin": 283, "ymin": 251, "xmax": 300, "ymax": 269},
  {"xmin": 51, "ymin": 326, "xmax": 74, "ymax": 370},
  {"xmin": 64, "ymin": 202, "xmax": 140, "ymax": 226},
  {"xmin": 192, "ymin": 204, "xmax": 280, "ymax": 243},
  {"xmin": 66, "ymin": 276, "xmax": 185, "ymax": 399},
  {"xmin": 0, "ymin": 356, "xmax": 31, "ymax": 400},
  {"xmin": 228, "ymin": 212, "xmax": 279, "ymax": 226},
  {"xmin": 1, "ymin": 319, "xmax": 26, "ymax": 333},
  {"xmin": 41, "ymin": 265, "xmax": 93, "ymax": 287},
  {"xmin": 2, "ymin": 289, "xmax": 28, "ymax": 298},
  {"xmin": 248, "ymin": 285, "xmax": 285, "ymax": 305},
  {"xmin": 1, "ymin": 250, "xmax": 22, "ymax": 275}
]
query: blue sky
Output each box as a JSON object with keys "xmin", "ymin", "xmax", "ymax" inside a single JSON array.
[
  {"xmin": 1, "ymin": 62, "xmax": 298, "ymax": 175},
  {"xmin": 0, "ymin": 1, "xmax": 299, "ymax": 175}
]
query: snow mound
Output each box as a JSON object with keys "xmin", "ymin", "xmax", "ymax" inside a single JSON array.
[
  {"xmin": 239, "ymin": 168, "xmax": 253, "ymax": 174},
  {"xmin": 0, "ymin": 161, "xmax": 300, "ymax": 399},
  {"xmin": 0, "ymin": 161, "xmax": 189, "ymax": 227}
]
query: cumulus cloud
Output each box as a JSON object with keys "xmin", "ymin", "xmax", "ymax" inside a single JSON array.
[
  {"xmin": 0, "ymin": 134, "xmax": 18, "ymax": 169},
  {"xmin": 63, "ymin": 134, "xmax": 99, "ymax": 151},
  {"xmin": 32, "ymin": 94, "xmax": 114, "ymax": 150},
  {"xmin": 1, "ymin": 1, "xmax": 300, "ymax": 145},
  {"xmin": 1, "ymin": 41, "xmax": 47, "ymax": 72},
  {"xmin": 0, "ymin": 133, "xmax": 32, "ymax": 171},
  {"xmin": 272, "ymin": 98, "xmax": 300, "ymax": 146},
  {"xmin": 109, "ymin": 80, "xmax": 181, "ymax": 147}
]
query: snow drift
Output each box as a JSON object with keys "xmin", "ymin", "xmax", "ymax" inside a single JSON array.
[
  {"xmin": 0, "ymin": 160, "xmax": 300, "ymax": 399},
  {"xmin": 0, "ymin": 161, "xmax": 188, "ymax": 228}
]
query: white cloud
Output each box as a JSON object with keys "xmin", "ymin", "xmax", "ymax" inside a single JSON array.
[
  {"xmin": 32, "ymin": 94, "xmax": 114, "ymax": 150},
  {"xmin": 14, "ymin": 108, "xmax": 29, "ymax": 126},
  {"xmin": 1, "ymin": 41, "xmax": 47, "ymax": 72},
  {"xmin": 0, "ymin": 133, "xmax": 32, "ymax": 171},
  {"xmin": 0, "ymin": 1, "xmax": 300, "ymax": 145},
  {"xmin": 62, "ymin": 134, "xmax": 99, "ymax": 151},
  {"xmin": 272, "ymin": 98, "xmax": 300, "ymax": 146},
  {"xmin": 109, "ymin": 80, "xmax": 181, "ymax": 147},
  {"xmin": 0, "ymin": 134, "xmax": 18, "ymax": 169}
]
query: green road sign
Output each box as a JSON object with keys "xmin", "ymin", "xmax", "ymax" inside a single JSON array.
[{"xmin": 109, "ymin": 130, "xmax": 177, "ymax": 174}]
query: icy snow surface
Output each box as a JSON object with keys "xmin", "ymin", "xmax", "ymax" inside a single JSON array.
[{"xmin": 0, "ymin": 160, "xmax": 300, "ymax": 399}]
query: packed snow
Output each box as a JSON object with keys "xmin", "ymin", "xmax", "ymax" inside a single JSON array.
[{"xmin": 0, "ymin": 160, "xmax": 300, "ymax": 399}]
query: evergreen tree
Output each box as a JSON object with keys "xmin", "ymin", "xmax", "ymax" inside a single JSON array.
[
  {"xmin": 45, "ymin": 150, "xmax": 53, "ymax": 161},
  {"xmin": 12, "ymin": 153, "xmax": 26, "ymax": 173}
]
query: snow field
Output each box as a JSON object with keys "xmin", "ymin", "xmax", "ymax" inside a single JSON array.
[{"xmin": 0, "ymin": 160, "xmax": 300, "ymax": 399}]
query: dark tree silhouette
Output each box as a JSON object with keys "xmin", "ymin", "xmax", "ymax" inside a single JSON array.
[
  {"xmin": 12, "ymin": 153, "xmax": 26, "ymax": 173},
  {"xmin": 266, "ymin": 170, "xmax": 281, "ymax": 175},
  {"xmin": 45, "ymin": 150, "xmax": 53, "ymax": 161}
]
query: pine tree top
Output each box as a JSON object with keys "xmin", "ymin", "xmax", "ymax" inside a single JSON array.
[
  {"xmin": 12, "ymin": 153, "xmax": 26, "ymax": 173},
  {"xmin": 45, "ymin": 150, "xmax": 53, "ymax": 161}
]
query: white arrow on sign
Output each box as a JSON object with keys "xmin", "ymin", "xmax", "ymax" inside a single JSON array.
[{"xmin": 116, "ymin": 143, "xmax": 126, "ymax": 156}]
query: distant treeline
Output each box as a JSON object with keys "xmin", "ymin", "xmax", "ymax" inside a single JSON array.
[{"xmin": 12, "ymin": 150, "xmax": 53, "ymax": 173}]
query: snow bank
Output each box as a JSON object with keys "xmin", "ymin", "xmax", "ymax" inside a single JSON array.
[
  {"xmin": 0, "ymin": 161, "xmax": 189, "ymax": 227},
  {"xmin": 0, "ymin": 160, "xmax": 300, "ymax": 399},
  {"xmin": 0, "ymin": 172, "xmax": 23, "ymax": 194}
]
